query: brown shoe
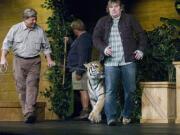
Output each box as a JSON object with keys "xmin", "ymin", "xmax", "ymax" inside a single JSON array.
[{"xmin": 24, "ymin": 112, "xmax": 36, "ymax": 124}]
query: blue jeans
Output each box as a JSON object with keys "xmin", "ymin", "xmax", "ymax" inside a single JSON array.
[{"xmin": 104, "ymin": 63, "xmax": 136, "ymax": 122}]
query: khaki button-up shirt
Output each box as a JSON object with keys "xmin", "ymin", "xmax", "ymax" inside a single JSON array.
[{"xmin": 2, "ymin": 22, "xmax": 52, "ymax": 58}]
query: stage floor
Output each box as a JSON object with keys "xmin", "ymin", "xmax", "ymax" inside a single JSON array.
[{"xmin": 0, "ymin": 120, "xmax": 180, "ymax": 135}]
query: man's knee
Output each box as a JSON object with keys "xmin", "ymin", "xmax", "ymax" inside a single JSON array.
[
  {"xmin": 26, "ymin": 78, "xmax": 39, "ymax": 87},
  {"xmin": 15, "ymin": 79, "xmax": 26, "ymax": 93}
]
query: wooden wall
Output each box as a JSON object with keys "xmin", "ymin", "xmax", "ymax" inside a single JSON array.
[
  {"xmin": 0, "ymin": 0, "xmax": 58, "ymax": 120},
  {"xmin": 132, "ymin": 0, "xmax": 180, "ymax": 31}
]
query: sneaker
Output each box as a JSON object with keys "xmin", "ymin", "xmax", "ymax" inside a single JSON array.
[
  {"xmin": 24, "ymin": 112, "xmax": 36, "ymax": 124},
  {"xmin": 74, "ymin": 110, "xmax": 89, "ymax": 120},
  {"xmin": 107, "ymin": 119, "xmax": 116, "ymax": 126},
  {"xmin": 122, "ymin": 117, "xmax": 131, "ymax": 125}
]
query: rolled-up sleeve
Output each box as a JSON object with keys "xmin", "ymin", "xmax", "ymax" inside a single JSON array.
[
  {"xmin": 2, "ymin": 26, "xmax": 14, "ymax": 51},
  {"xmin": 42, "ymin": 31, "xmax": 52, "ymax": 55}
]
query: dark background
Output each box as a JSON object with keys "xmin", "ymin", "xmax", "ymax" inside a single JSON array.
[{"xmin": 64, "ymin": 0, "xmax": 137, "ymax": 32}]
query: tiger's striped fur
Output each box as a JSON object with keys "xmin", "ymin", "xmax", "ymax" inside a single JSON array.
[{"xmin": 84, "ymin": 61, "xmax": 105, "ymax": 123}]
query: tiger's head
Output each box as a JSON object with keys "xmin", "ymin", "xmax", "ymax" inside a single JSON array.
[{"xmin": 84, "ymin": 61, "xmax": 104, "ymax": 79}]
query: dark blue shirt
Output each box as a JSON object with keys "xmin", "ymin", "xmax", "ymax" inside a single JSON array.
[{"xmin": 67, "ymin": 32, "xmax": 92, "ymax": 76}]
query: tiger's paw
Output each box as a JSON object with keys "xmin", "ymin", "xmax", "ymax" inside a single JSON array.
[{"xmin": 88, "ymin": 111, "xmax": 101, "ymax": 123}]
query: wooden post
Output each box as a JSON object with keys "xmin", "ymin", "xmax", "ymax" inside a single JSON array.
[
  {"xmin": 173, "ymin": 62, "xmax": 180, "ymax": 123},
  {"xmin": 62, "ymin": 39, "xmax": 67, "ymax": 86}
]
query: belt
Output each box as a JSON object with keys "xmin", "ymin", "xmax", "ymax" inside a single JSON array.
[{"xmin": 15, "ymin": 55, "xmax": 40, "ymax": 59}]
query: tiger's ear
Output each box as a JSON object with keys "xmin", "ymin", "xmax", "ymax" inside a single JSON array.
[{"xmin": 84, "ymin": 63, "xmax": 88, "ymax": 68}]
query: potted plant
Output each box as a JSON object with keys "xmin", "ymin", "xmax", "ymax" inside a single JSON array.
[{"xmin": 137, "ymin": 21, "xmax": 178, "ymax": 123}]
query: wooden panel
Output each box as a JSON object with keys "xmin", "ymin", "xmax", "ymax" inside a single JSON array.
[
  {"xmin": 132, "ymin": 0, "xmax": 180, "ymax": 30},
  {"xmin": 0, "ymin": 102, "xmax": 46, "ymax": 121},
  {"xmin": 140, "ymin": 82, "xmax": 176, "ymax": 123}
]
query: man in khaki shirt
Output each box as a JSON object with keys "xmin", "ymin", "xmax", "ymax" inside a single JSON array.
[{"xmin": 0, "ymin": 8, "xmax": 55, "ymax": 123}]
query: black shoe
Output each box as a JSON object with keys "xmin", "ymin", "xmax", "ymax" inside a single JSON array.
[
  {"xmin": 107, "ymin": 119, "xmax": 116, "ymax": 126},
  {"xmin": 24, "ymin": 112, "xmax": 36, "ymax": 124},
  {"xmin": 74, "ymin": 110, "xmax": 89, "ymax": 120}
]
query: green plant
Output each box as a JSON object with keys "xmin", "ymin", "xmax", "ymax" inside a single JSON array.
[
  {"xmin": 137, "ymin": 23, "xmax": 178, "ymax": 82},
  {"xmin": 131, "ymin": 21, "xmax": 179, "ymax": 122},
  {"xmin": 160, "ymin": 17, "xmax": 180, "ymax": 28},
  {"xmin": 41, "ymin": 0, "xmax": 73, "ymax": 118}
]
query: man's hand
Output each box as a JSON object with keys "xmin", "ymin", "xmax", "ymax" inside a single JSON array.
[
  {"xmin": 47, "ymin": 60, "xmax": 56, "ymax": 68},
  {"xmin": 0, "ymin": 50, "xmax": 8, "ymax": 69},
  {"xmin": 133, "ymin": 50, "xmax": 143, "ymax": 60},
  {"xmin": 0, "ymin": 57, "xmax": 8, "ymax": 67},
  {"xmin": 45, "ymin": 54, "xmax": 55, "ymax": 68},
  {"xmin": 76, "ymin": 74, "xmax": 82, "ymax": 80},
  {"xmin": 0, "ymin": 59, "xmax": 8, "ymax": 73},
  {"xmin": 64, "ymin": 37, "xmax": 69, "ymax": 44},
  {"xmin": 104, "ymin": 46, "xmax": 112, "ymax": 56}
]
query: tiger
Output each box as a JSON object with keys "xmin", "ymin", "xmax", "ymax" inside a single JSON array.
[{"xmin": 84, "ymin": 61, "xmax": 105, "ymax": 123}]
